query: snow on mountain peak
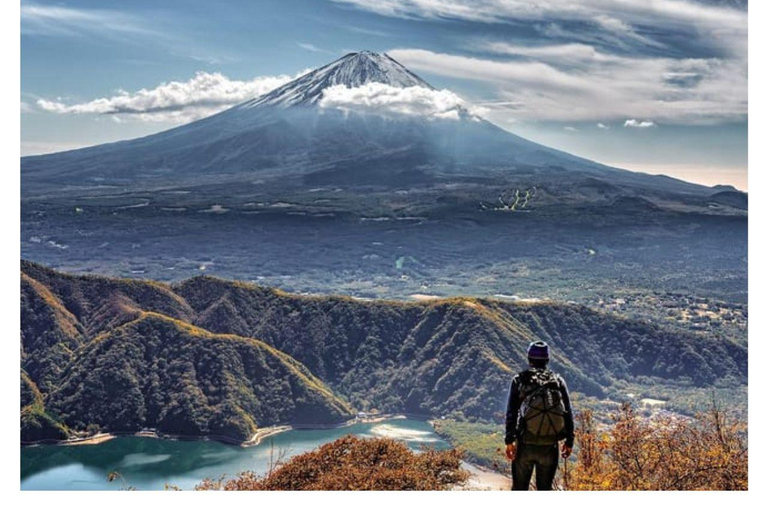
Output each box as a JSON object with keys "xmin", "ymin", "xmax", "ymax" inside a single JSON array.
[{"xmin": 241, "ymin": 51, "xmax": 432, "ymax": 108}]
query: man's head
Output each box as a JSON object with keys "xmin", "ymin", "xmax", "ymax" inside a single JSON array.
[{"xmin": 527, "ymin": 341, "xmax": 549, "ymax": 368}]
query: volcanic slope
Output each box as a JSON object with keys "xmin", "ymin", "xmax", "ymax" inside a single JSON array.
[{"xmin": 21, "ymin": 51, "xmax": 715, "ymax": 204}]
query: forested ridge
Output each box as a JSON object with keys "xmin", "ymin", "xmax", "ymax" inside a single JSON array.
[{"xmin": 20, "ymin": 261, "xmax": 747, "ymax": 443}]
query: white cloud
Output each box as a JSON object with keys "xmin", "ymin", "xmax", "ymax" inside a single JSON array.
[
  {"xmin": 319, "ymin": 83, "xmax": 483, "ymax": 120},
  {"xmin": 624, "ymin": 119, "xmax": 656, "ymax": 128},
  {"xmin": 564, "ymin": 126, "xmax": 578, "ymax": 132},
  {"xmin": 597, "ymin": 123, "xmax": 609, "ymax": 129},
  {"xmin": 388, "ymin": 48, "xmax": 746, "ymax": 124},
  {"xmin": 36, "ymin": 71, "xmax": 299, "ymax": 123},
  {"xmin": 592, "ymin": 14, "xmax": 630, "ymax": 33}
]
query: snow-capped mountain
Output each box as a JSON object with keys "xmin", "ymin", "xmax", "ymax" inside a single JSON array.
[
  {"xmin": 21, "ymin": 51, "xmax": 713, "ymax": 199},
  {"xmin": 242, "ymin": 51, "xmax": 432, "ymax": 108}
]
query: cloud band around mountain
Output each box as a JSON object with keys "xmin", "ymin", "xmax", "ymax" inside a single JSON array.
[
  {"xmin": 35, "ymin": 73, "xmax": 484, "ymax": 124},
  {"xmin": 35, "ymin": 71, "xmax": 300, "ymax": 123},
  {"xmin": 319, "ymin": 83, "xmax": 483, "ymax": 120}
]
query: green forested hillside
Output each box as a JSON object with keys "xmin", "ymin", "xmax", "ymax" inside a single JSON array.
[
  {"xmin": 20, "ymin": 261, "xmax": 747, "ymax": 443},
  {"xmin": 20, "ymin": 262, "xmax": 354, "ymax": 442},
  {"xmin": 20, "ymin": 371, "xmax": 69, "ymax": 443},
  {"xmin": 48, "ymin": 313, "xmax": 353, "ymax": 440},
  {"xmin": 21, "ymin": 273, "xmax": 84, "ymax": 393},
  {"xmin": 175, "ymin": 275, "xmax": 745, "ymax": 416}
]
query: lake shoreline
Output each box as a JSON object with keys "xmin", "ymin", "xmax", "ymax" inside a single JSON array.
[
  {"xmin": 22, "ymin": 413, "xmax": 410, "ymax": 449},
  {"xmin": 427, "ymin": 419, "xmax": 512, "ymax": 488},
  {"xmin": 22, "ymin": 415, "xmax": 511, "ymax": 491}
]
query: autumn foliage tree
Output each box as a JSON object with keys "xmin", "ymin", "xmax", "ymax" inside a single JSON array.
[
  {"xmin": 196, "ymin": 435, "xmax": 469, "ymax": 491},
  {"xmin": 567, "ymin": 402, "xmax": 747, "ymax": 490}
]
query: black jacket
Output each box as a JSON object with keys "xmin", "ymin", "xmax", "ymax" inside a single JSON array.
[{"xmin": 504, "ymin": 367, "xmax": 575, "ymax": 447}]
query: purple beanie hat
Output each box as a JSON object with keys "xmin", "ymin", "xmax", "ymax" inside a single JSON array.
[{"xmin": 528, "ymin": 341, "xmax": 550, "ymax": 361}]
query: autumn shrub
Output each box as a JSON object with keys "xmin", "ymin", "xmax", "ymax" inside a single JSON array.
[
  {"xmin": 196, "ymin": 434, "xmax": 469, "ymax": 491},
  {"xmin": 567, "ymin": 403, "xmax": 747, "ymax": 490}
]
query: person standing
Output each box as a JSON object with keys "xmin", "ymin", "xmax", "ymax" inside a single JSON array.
[{"xmin": 504, "ymin": 341, "xmax": 575, "ymax": 490}]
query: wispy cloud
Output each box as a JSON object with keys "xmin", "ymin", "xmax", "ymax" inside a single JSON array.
[
  {"xmin": 624, "ymin": 119, "xmax": 656, "ymax": 128},
  {"xmin": 333, "ymin": 0, "xmax": 746, "ymax": 126},
  {"xmin": 36, "ymin": 71, "xmax": 299, "ymax": 123},
  {"xmin": 391, "ymin": 49, "xmax": 588, "ymax": 91},
  {"xmin": 332, "ymin": 1, "xmax": 747, "ymax": 125},
  {"xmin": 297, "ymin": 42, "xmax": 328, "ymax": 53},
  {"xmin": 330, "ymin": 0, "xmax": 747, "ymax": 54},
  {"xmin": 21, "ymin": 2, "xmax": 157, "ymax": 39},
  {"xmin": 319, "ymin": 83, "xmax": 483, "ymax": 120},
  {"xmin": 597, "ymin": 123, "xmax": 609, "ymax": 130},
  {"xmin": 482, "ymin": 41, "xmax": 608, "ymax": 64},
  {"xmin": 388, "ymin": 48, "xmax": 746, "ymax": 124},
  {"xmin": 21, "ymin": 2, "xmax": 235, "ymax": 64},
  {"xmin": 345, "ymin": 25, "xmax": 392, "ymax": 38}
]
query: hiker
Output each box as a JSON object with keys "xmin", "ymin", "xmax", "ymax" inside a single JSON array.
[{"xmin": 504, "ymin": 341, "xmax": 575, "ymax": 490}]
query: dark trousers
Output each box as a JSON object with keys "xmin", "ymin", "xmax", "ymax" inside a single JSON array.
[{"xmin": 511, "ymin": 443, "xmax": 559, "ymax": 490}]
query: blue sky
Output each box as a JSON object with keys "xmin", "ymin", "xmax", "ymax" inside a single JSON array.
[{"xmin": 20, "ymin": 0, "xmax": 748, "ymax": 189}]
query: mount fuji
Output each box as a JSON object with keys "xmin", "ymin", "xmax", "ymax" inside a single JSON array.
[{"xmin": 22, "ymin": 51, "xmax": 721, "ymax": 203}]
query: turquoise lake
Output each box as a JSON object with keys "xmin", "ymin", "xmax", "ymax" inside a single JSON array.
[{"xmin": 21, "ymin": 419, "xmax": 448, "ymax": 490}]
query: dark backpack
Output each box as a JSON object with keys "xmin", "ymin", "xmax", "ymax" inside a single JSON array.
[{"xmin": 517, "ymin": 368, "xmax": 567, "ymax": 445}]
